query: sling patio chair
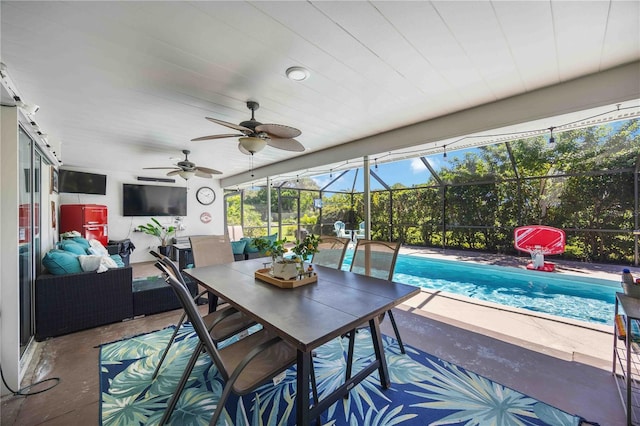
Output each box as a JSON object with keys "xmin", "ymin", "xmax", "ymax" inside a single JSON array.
[
  {"xmin": 155, "ymin": 261, "xmax": 321, "ymax": 426},
  {"xmin": 189, "ymin": 234, "xmax": 234, "ymax": 266},
  {"xmin": 311, "ymin": 236, "xmax": 350, "ymax": 270},
  {"xmin": 148, "ymin": 252, "xmax": 255, "ymax": 381},
  {"xmin": 345, "ymin": 239, "xmax": 404, "ymax": 383},
  {"xmin": 189, "ymin": 235, "xmax": 236, "ymax": 309}
]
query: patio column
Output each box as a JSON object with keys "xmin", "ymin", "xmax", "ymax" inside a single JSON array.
[
  {"xmin": 364, "ymin": 156, "xmax": 371, "ymax": 239},
  {"xmin": 267, "ymin": 177, "xmax": 272, "ymax": 235}
]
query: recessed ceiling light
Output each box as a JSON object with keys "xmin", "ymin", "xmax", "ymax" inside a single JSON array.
[{"xmin": 286, "ymin": 66, "xmax": 310, "ymax": 82}]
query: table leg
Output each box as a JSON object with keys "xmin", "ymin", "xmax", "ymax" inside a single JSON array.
[
  {"xmin": 369, "ymin": 316, "xmax": 390, "ymax": 389},
  {"xmin": 296, "ymin": 350, "xmax": 311, "ymax": 426},
  {"xmin": 207, "ymin": 292, "xmax": 219, "ymax": 313}
]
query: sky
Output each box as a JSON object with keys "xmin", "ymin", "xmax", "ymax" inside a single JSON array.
[{"xmin": 311, "ymin": 153, "xmax": 455, "ymax": 192}]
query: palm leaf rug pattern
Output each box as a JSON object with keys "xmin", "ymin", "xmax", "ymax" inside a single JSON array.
[{"xmin": 99, "ymin": 325, "xmax": 581, "ymax": 426}]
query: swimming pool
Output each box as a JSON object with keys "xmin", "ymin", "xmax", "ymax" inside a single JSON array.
[{"xmin": 342, "ymin": 252, "xmax": 619, "ymax": 325}]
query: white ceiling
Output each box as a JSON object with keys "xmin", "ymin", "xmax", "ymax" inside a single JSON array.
[{"xmin": 1, "ymin": 1, "xmax": 639, "ymax": 187}]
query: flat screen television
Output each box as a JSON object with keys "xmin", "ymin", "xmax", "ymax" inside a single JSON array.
[
  {"xmin": 59, "ymin": 170, "xmax": 107, "ymax": 195},
  {"xmin": 123, "ymin": 183, "xmax": 187, "ymax": 216}
]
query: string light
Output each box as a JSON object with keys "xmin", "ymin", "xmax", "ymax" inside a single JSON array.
[{"xmin": 240, "ymin": 104, "xmax": 637, "ymax": 185}]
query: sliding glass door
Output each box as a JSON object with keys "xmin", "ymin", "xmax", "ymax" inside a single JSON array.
[{"xmin": 18, "ymin": 127, "xmax": 42, "ymax": 354}]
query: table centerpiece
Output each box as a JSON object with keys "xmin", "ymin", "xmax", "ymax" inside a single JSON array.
[{"xmin": 252, "ymin": 234, "xmax": 321, "ymax": 286}]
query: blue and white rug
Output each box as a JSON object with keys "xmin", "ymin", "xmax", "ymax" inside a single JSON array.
[{"xmin": 99, "ymin": 325, "xmax": 583, "ymax": 425}]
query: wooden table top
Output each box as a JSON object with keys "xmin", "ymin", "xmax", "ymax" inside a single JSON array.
[{"xmin": 184, "ymin": 258, "xmax": 420, "ymax": 352}]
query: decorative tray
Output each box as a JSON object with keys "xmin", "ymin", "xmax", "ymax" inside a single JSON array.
[{"xmin": 254, "ymin": 268, "xmax": 317, "ymax": 289}]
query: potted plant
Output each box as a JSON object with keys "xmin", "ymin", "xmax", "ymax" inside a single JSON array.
[
  {"xmin": 137, "ymin": 218, "xmax": 176, "ymax": 256},
  {"xmin": 291, "ymin": 234, "xmax": 321, "ymax": 274},
  {"xmin": 252, "ymin": 236, "xmax": 299, "ymax": 280}
]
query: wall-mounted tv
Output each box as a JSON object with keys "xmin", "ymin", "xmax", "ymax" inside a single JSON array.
[
  {"xmin": 59, "ymin": 169, "xmax": 107, "ymax": 195},
  {"xmin": 123, "ymin": 183, "xmax": 187, "ymax": 217}
]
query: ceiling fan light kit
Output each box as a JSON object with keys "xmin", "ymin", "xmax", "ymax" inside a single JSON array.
[
  {"xmin": 178, "ymin": 170, "xmax": 196, "ymax": 180},
  {"xmin": 239, "ymin": 136, "xmax": 267, "ymax": 154}
]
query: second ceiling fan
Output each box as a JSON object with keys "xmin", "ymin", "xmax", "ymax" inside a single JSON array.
[
  {"xmin": 143, "ymin": 149, "xmax": 221, "ymax": 180},
  {"xmin": 191, "ymin": 101, "xmax": 304, "ymax": 155}
]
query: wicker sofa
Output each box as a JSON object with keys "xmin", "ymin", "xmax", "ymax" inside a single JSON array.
[{"xmin": 35, "ymin": 267, "xmax": 134, "ymax": 340}]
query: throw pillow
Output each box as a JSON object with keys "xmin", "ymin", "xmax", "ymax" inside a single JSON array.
[
  {"xmin": 100, "ymin": 255, "xmax": 118, "ymax": 271},
  {"xmin": 79, "ymin": 255, "xmax": 119, "ymax": 273},
  {"xmin": 110, "ymin": 254, "xmax": 125, "ymax": 267},
  {"xmin": 57, "ymin": 240, "xmax": 86, "ymax": 256},
  {"xmin": 78, "ymin": 255, "xmax": 102, "ymax": 272},
  {"xmin": 43, "ymin": 249, "xmax": 83, "ymax": 275},
  {"xmin": 230, "ymin": 240, "xmax": 247, "ymax": 255},
  {"xmin": 71, "ymin": 237, "xmax": 91, "ymax": 249},
  {"xmin": 88, "ymin": 239, "xmax": 109, "ymax": 256},
  {"xmin": 241, "ymin": 237, "xmax": 259, "ymax": 254},
  {"xmin": 241, "ymin": 234, "xmax": 278, "ymax": 255}
]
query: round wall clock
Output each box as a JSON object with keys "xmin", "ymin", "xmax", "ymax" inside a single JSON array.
[{"xmin": 196, "ymin": 186, "xmax": 216, "ymax": 205}]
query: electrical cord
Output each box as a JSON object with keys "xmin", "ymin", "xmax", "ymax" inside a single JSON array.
[{"xmin": 0, "ymin": 363, "xmax": 60, "ymax": 396}]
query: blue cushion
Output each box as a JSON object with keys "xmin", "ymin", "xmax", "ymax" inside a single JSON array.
[
  {"xmin": 110, "ymin": 254, "xmax": 125, "ymax": 267},
  {"xmin": 42, "ymin": 249, "xmax": 83, "ymax": 275},
  {"xmin": 231, "ymin": 240, "xmax": 247, "ymax": 255},
  {"xmin": 71, "ymin": 237, "xmax": 91, "ymax": 248},
  {"xmin": 241, "ymin": 237, "xmax": 259, "ymax": 254},
  {"xmin": 241, "ymin": 234, "xmax": 278, "ymax": 255},
  {"xmin": 57, "ymin": 240, "xmax": 87, "ymax": 256}
]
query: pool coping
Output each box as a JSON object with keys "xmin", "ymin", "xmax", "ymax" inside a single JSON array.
[{"xmin": 395, "ymin": 246, "xmax": 620, "ymax": 370}]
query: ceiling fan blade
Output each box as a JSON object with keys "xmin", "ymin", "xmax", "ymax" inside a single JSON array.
[
  {"xmin": 195, "ymin": 170, "xmax": 213, "ymax": 178},
  {"xmin": 191, "ymin": 133, "xmax": 244, "ymax": 142},
  {"xmin": 205, "ymin": 117, "xmax": 253, "ymax": 133},
  {"xmin": 256, "ymin": 123, "xmax": 301, "ymax": 139},
  {"xmin": 166, "ymin": 170, "xmax": 182, "ymax": 176},
  {"xmin": 237, "ymin": 142, "xmax": 252, "ymax": 155},
  {"xmin": 143, "ymin": 167, "xmax": 180, "ymax": 170},
  {"xmin": 196, "ymin": 166, "xmax": 222, "ymax": 175},
  {"xmin": 267, "ymin": 137, "xmax": 305, "ymax": 152}
]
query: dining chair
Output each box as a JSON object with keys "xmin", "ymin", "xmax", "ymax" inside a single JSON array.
[
  {"xmin": 189, "ymin": 234, "xmax": 234, "ymax": 266},
  {"xmin": 311, "ymin": 236, "xmax": 350, "ymax": 269},
  {"xmin": 155, "ymin": 261, "xmax": 320, "ymax": 426},
  {"xmin": 148, "ymin": 252, "xmax": 255, "ymax": 381},
  {"xmin": 189, "ymin": 235, "xmax": 236, "ymax": 309},
  {"xmin": 345, "ymin": 239, "xmax": 404, "ymax": 383}
]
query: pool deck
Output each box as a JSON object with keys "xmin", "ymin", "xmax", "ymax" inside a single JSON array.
[{"xmin": 396, "ymin": 246, "xmax": 639, "ymax": 371}]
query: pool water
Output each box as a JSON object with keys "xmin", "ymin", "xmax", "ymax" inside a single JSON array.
[{"xmin": 342, "ymin": 252, "xmax": 619, "ymax": 325}]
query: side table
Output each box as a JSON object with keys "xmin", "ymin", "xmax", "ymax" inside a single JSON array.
[
  {"xmin": 613, "ymin": 292, "xmax": 640, "ymax": 425},
  {"xmin": 171, "ymin": 243, "xmax": 193, "ymax": 271}
]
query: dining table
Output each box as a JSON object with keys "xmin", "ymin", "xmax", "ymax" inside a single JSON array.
[{"xmin": 184, "ymin": 257, "xmax": 420, "ymax": 426}]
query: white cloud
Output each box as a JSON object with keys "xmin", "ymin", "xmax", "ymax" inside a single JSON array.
[{"xmin": 410, "ymin": 158, "xmax": 425, "ymax": 174}]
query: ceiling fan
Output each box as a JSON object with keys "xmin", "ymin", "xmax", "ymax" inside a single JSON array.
[
  {"xmin": 143, "ymin": 149, "xmax": 222, "ymax": 180},
  {"xmin": 191, "ymin": 101, "xmax": 304, "ymax": 155}
]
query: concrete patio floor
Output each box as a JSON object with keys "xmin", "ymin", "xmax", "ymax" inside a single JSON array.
[{"xmin": 2, "ymin": 248, "xmax": 633, "ymax": 425}]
